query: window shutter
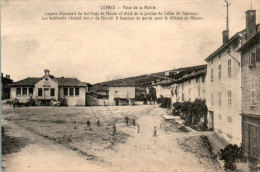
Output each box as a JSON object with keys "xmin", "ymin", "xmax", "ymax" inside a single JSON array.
[{"xmin": 256, "ymin": 48, "xmax": 260, "ymax": 62}]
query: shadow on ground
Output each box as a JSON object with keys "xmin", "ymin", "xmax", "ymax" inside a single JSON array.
[{"xmin": 1, "ymin": 128, "xmax": 29, "ymax": 155}]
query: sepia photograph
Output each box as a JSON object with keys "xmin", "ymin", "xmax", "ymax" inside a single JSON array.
[{"xmin": 1, "ymin": 0, "xmax": 260, "ymax": 171}]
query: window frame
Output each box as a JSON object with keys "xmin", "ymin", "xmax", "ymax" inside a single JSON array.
[
  {"xmin": 38, "ymin": 88, "xmax": 43, "ymax": 97},
  {"xmin": 228, "ymin": 90, "xmax": 232, "ymax": 106},
  {"xmin": 64, "ymin": 88, "xmax": 68, "ymax": 96},
  {"xmin": 50, "ymin": 88, "xmax": 55, "ymax": 97},
  {"xmin": 22, "ymin": 87, "xmax": 27, "ymax": 95},
  {"xmin": 218, "ymin": 92, "xmax": 222, "ymax": 106},
  {"xmin": 69, "ymin": 87, "xmax": 74, "ymax": 96},
  {"xmin": 75, "ymin": 87, "xmax": 80, "ymax": 96},
  {"xmin": 251, "ymin": 80, "xmax": 256, "ymax": 106},
  {"xmin": 16, "ymin": 87, "xmax": 22, "ymax": 96},
  {"xmin": 29, "ymin": 88, "xmax": 33, "ymax": 95},
  {"xmin": 228, "ymin": 59, "xmax": 232, "ymax": 77},
  {"xmin": 249, "ymin": 51, "xmax": 256, "ymax": 68},
  {"xmin": 218, "ymin": 64, "xmax": 221, "ymax": 80}
]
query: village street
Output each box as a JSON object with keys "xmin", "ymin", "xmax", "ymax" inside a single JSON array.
[{"xmin": 1, "ymin": 104, "xmax": 222, "ymax": 172}]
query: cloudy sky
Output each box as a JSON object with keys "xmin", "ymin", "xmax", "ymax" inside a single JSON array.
[{"xmin": 1, "ymin": 0, "xmax": 260, "ymax": 84}]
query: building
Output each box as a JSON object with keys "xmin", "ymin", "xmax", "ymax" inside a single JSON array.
[
  {"xmin": 9, "ymin": 69, "xmax": 88, "ymax": 106},
  {"xmin": 150, "ymin": 65, "xmax": 207, "ymax": 108},
  {"xmin": 205, "ymin": 26, "xmax": 245, "ymax": 145},
  {"xmin": 238, "ymin": 10, "xmax": 260, "ymax": 160},
  {"xmin": 176, "ymin": 67, "xmax": 207, "ymax": 103},
  {"xmin": 1, "ymin": 73, "xmax": 13, "ymax": 100},
  {"xmin": 203, "ymin": 9, "xmax": 260, "ymax": 145},
  {"xmin": 108, "ymin": 86, "xmax": 135, "ymax": 106}
]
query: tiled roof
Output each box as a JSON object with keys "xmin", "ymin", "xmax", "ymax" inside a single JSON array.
[
  {"xmin": 9, "ymin": 77, "xmax": 86, "ymax": 87},
  {"xmin": 9, "ymin": 77, "xmax": 41, "ymax": 86}
]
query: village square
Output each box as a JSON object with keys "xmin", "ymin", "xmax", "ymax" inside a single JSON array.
[{"xmin": 1, "ymin": 0, "xmax": 260, "ymax": 171}]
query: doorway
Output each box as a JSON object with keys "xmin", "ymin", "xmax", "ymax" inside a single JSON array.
[{"xmin": 44, "ymin": 88, "xmax": 50, "ymax": 99}]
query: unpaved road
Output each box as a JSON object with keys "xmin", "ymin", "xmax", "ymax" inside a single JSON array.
[
  {"xmin": 2, "ymin": 119, "xmax": 108, "ymax": 172},
  {"xmin": 2, "ymin": 105, "xmax": 222, "ymax": 172}
]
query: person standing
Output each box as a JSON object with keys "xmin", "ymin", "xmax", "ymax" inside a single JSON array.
[
  {"xmin": 153, "ymin": 126, "xmax": 157, "ymax": 136},
  {"xmin": 112, "ymin": 124, "xmax": 116, "ymax": 135},
  {"xmin": 132, "ymin": 117, "xmax": 136, "ymax": 126},
  {"xmin": 137, "ymin": 125, "xmax": 140, "ymax": 133},
  {"xmin": 125, "ymin": 116, "xmax": 129, "ymax": 126},
  {"xmin": 86, "ymin": 120, "xmax": 92, "ymax": 130},
  {"xmin": 96, "ymin": 118, "xmax": 100, "ymax": 127}
]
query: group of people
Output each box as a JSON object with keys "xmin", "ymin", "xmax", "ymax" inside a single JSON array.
[
  {"xmin": 124, "ymin": 116, "xmax": 136, "ymax": 126},
  {"xmin": 86, "ymin": 118, "xmax": 116, "ymax": 135},
  {"xmin": 85, "ymin": 116, "xmax": 157, "ymax": 136}
]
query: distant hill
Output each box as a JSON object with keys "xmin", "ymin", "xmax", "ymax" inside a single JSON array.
[{"xmin": 90, "ymin": 64, "xmax": 207, "ymax": 95}]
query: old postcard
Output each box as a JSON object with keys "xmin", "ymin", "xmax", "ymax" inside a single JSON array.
[{"xmin": 1, "ymin": 0, "xmax": 260, "ymax": 171}]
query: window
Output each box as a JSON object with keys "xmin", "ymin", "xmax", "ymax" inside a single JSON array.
[
  {"xmin": 218, "ymin": 114, "xmax": 221, "ymax": 120},
  {"xmin": 38, "ymin": 88, "xmax": 42, "ymax": 96},
  {"xmin": 251, "ymin": 81, "xmax": 256, "ymax": 106},
  {"xmin": 211, "ymin": 93, "xmax": 214, "ymax": 106},
  {"xmin": 227, "ymin": 116, "xmax": 232, "ymax": 123},
  {"xmin": 182, "ymin": 83, "xmax": 184, "ymax": 90},
  {"xmin": 228, "ymin": 59, "xmax": 231, "ymax": 77},
  {"xmin": 188, "ymin": 88, "xmax": 191, "ymax": 99},
  {"xmin": 69, "ymin": 88, "xmax": 74, "ymax": 96},
  {"xmin": 22, "ymin": 88, "xmax": 27, "ymax": 95},
  {"xmin": 29, "ymin": 88, "xmax": 33, "ymax": 95},
  {"xmin": 16, "ymin": 88, "xmax": 21, "ymax": 95},
  {"xmin": 75, "ymin": 87, "xmax": 79, "ymax": 96},
  {"xmin": 64, "ymin": 88, "xmax": 68, "ymax": 96},
  {"xmin": 189, "ymin": 80, "xmax": 191, "ymax": 84},
  {"xmin": 198, "ymin": 87, "xmax": 201, "ymax": 97},
  {"xmin": 228, "ymin": 90, "xmax": 232, "ymax": 106},
  {"xmin": 211, "ymin": 69, "xmax": 214, "ymax": 82},
  {"xmin": 218, "ymin": 92, "xmax": 222, "ymax": 106},
  {"xmin": 249, "ymin": 52, "xmax": 256, "ymax": 68},
  {"xmin": 51, "ymin": 88, "xmax": 55, "ymax": 96},
  {"xmin": 218, "ymin": 64, "xmax": 221, "ymax": 80},
  {"xmin": 196, "ymin": 78, "xmax": 199, "ymax": 83},
  {"xmin": 182, "ymin": 93, "xmax": 184, "ymax": 101}
]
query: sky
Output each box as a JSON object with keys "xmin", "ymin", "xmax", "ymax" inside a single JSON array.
[{"xmin": 1, "ymin": 0, "xmax": 260, "ymax": 84}]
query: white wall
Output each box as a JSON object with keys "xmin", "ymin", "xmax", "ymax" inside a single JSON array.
[
  {"xmin": 108, "ymin": 87, "xmax": 135, "ymax": 105},
  {"xmin": 206, "ymin": 45, "xmax": 242, "ymax": 145}
]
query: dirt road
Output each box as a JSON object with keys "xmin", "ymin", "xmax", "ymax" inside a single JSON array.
[
  {"xmin": 2, "ymin": 105, "xmax": 221, "ymax": 171},
  {"xmin": 2, "ymin": 119, "xmax": 107, "ymax": 172},
  {"xmin": 96, "ymin": 107, "xmax": 221, "ymax": 171}
]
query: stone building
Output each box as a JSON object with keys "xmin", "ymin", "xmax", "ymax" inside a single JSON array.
[
  {"xmin": 9, "ymin": 69, "xmax": 88, "ymax": 106},
  {"xmin": 238, "ymin": 10, "xmax": 260, "ymax": 160}
]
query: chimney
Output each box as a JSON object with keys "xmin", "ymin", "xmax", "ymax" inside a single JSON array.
[
  {"xmin": 6, "ymin": 75, "xmax": 10, "ymax": 79},
  {"xmin": 246, "ymin": 10, "xmax": 256, "ymax": 40},
  {"xmin": 44, "ymin": 69, "xmax": 50, "ymax": 77},
  {"xmin": 222, "ymin": 30, "xmax": 229, "ymax": 44},
  {"xmin": 1, "ymin": 73, "xmax": 3, "ymax": 78}
]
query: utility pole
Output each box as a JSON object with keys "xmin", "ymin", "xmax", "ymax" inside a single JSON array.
[{"xmin": 224, "ymin": 0, "xmax": 231, "ymax": 31}]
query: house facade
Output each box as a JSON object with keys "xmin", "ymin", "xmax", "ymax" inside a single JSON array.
[
  {"xmin": 108, "ymin": 86, "xmax": 135, "ymax": 106},
  {"xmin": 1, "ymin": 73, "xmax": 13, "ymax": 100},
  {"xmin": 176, "ymin": 69, "xmax": 207, "ymax": 103},
  {"xmin": 205, "ymin": 28, "xmax": 244, "ymax": 145},
  {"xmin": 239, "ymin": 10, "xmax": 260, "ymax": 160},
  {"xmin": 9, "ymin": 69, "xmax": 87, "ymax": 106}
]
